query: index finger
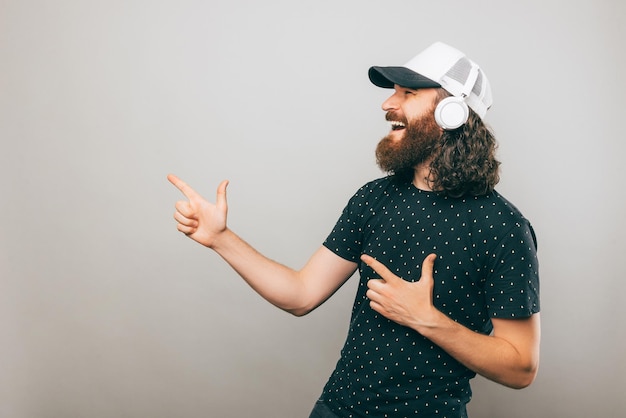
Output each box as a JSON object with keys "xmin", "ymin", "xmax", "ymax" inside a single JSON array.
[
  {"xmin": 360, "ymin": 254, "xmax": 397, "ymax": 283},
  {"xmin": 167, "ymin": 174, "xmax": 199, "ymax": 199}
]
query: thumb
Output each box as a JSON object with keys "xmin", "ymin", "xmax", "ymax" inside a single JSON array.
[
  {"xmin": 360, "ymin": 254, "xmax": 400, "ymax": 283},
  {"xmin": 216, "ymin": 180, "xmax": 229, "ymax": 212},
  {"xmin": 419, "ymin": 253, "xmax": 437, "ymax": 283}
]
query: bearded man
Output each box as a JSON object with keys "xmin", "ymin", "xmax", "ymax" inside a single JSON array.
[{"xmin": 169, "ymin": 42, "xmax": 541, "ymax": 418}]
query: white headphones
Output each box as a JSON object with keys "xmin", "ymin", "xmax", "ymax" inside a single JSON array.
[{"xmin": 434, "ymin": 96, "xmax": 469, "ymax": 130}]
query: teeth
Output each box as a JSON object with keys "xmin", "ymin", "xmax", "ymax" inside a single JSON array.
[{"xmin": 389, "ymin": 121, "xmax": 406, "ymax": 129}]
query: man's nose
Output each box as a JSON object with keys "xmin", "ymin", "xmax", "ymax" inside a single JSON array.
[{"xmin": 382, "ymin": 93, "xmax": 398, "ymax": 112}]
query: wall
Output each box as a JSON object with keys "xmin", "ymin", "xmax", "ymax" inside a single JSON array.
[{"xmin": 1, "ymin": 0, "xmax": 624, "ymax": 417}]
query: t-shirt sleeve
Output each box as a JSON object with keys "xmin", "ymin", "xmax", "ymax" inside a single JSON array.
[
  {"xmin": 484, "ymin": 219, "xmax": 540, "ymax": 319},
  {"xmin": 323, "ymin": 190, "xmax": 365, "ymax": 263}
]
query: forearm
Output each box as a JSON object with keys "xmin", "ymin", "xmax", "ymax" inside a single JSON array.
[
  {"xmin": 415, "ymin": 312, "xmax": 540, "ymax": 389},
  {"xmin": 210, "ymin": 228, "xmax": 309, "ymax": 314}
]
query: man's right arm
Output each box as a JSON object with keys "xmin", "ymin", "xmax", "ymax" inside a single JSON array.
[{"xmin": 168, "ymin": 174, "xmax": 358, "ymax": 316}]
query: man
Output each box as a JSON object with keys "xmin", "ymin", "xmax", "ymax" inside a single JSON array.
[{"xmin": 168, "ymin": 41, "xmax": 540, "ymax": 417}]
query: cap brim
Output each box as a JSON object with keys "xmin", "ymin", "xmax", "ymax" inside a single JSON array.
[{"xmin": 368, "ymin": 66, "xmax": 441, "ymax": 90}]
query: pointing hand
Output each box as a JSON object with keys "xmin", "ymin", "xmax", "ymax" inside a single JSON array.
[
  {"xmin": 168, "ymin": 174, "xmax": 229, "ymax": 248},
  {"xmin": 361, "ymin": 253, "xmax": 439, "ymax": 331}
]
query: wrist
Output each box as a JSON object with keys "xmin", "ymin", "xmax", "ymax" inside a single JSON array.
[
  {"xmin": 413, "ymin": 308, "xmax": 455, "ymax": 338},
  {"xmin": 206, "ymin": 227, "xmax": 232, "ymax": 250}
]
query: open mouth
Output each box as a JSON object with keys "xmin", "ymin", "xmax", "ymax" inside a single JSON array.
[{"xmin": 389, "ymin": 120, "xmax": 406, "ymax": 131}]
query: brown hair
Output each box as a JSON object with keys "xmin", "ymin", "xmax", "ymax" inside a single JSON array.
[{"xmin": 424, "ymin": 89, "xmax": 501, "ymax": 197}]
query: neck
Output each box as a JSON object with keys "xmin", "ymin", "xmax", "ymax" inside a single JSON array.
[{"xmin": 412, "ymin": 163, "xmax": 434, "ymax": 191}]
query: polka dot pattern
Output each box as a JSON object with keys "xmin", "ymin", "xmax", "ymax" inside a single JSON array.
[{"xmin": 319, "ymin": 177, "xmax": 540, "ymax": 417}]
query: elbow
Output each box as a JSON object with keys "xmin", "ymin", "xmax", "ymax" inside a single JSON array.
[
  {"xmin": 508, "ymin": 376, "xmax": 535, "ymax": 390},
  {"xmin": 283, "ymin": 295, "xmax": 325, "ymax": 317},
  {"xmin": 506, "ymin": 363, "xmax": 539, "ymax": 390},
  {"xmin": 265, "ymin": 292, "xmax": 316, "ymax": 317},
  {"xmin": 287, "ymin": 307, "xmax": 312, "ymax": 317},
  {"xmin": 284, "ymin": 301, "xmax": 317, "ymax": 317}
]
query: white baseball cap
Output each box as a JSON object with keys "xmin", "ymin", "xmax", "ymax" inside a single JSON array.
[{"xmin": 368, "ymin": 42, "xmax": 493, "ymax": 119}]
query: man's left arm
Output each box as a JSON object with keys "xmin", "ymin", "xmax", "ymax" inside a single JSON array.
[{"xmin": 362, "ymin": 254, "xmax": 541, "ymax": 389}]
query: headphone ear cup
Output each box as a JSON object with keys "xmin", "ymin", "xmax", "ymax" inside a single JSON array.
[{"xmin": 434, "ymin": 97, "xmax": 469, "ymax": 130}]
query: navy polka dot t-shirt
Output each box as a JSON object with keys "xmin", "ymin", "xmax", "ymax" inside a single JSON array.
[{"xmin": 320, "ymin": 177, "xmax": 540, "ymax": 417}]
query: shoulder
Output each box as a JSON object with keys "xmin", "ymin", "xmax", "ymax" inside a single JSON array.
[
  {"xmin": 459, "ymin": 190, "xmax": 530, "ymax": 222},
  {"xmin": 347, "ymin": 176, "xmax": 396, "ymax": 202},
  {"xmin": 352, "ymin": 176, "xmax": 413, "ymax": 198},
  {"xmin": 357, "ymin": 176, "xmax": 394, "ymax": 193},
  {"xmin": 471, "ymin": 190, "xmax": 538, "ymax": 249},
  {"xmin": 490, "ymin": 190, "xmax": 530, "ymax": 219},
  {"xmin": 338, "ymin": 177, "xmax": 408, "ymax": 220}
]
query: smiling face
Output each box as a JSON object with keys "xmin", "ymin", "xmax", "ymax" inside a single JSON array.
[
  {"xmin": 375, "ymin": 85, "xmax": 443, "ymax": 176},
  {"xmin": 381, "ymin": 85, "xmax": 440, "ymax": 138}
]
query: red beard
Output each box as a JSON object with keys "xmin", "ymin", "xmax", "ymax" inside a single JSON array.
[{"xmin": 375, "ymin": 111, "xmax": 443, "ymax": 175}]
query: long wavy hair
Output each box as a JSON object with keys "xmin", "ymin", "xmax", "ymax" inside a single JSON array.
[{"xmin": 395, "ymin": 89, "xmax": 501, "ymax": 198}]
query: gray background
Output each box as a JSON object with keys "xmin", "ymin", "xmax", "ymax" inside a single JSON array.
[{"xmin": 1, "ymin": 0, "xmax": 625, "ymax": 417}]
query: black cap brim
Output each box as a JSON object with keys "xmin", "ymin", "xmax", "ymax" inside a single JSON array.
[{"xmin": 368, "ymin": 66, "xmax": 441, "ymax": 90}]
